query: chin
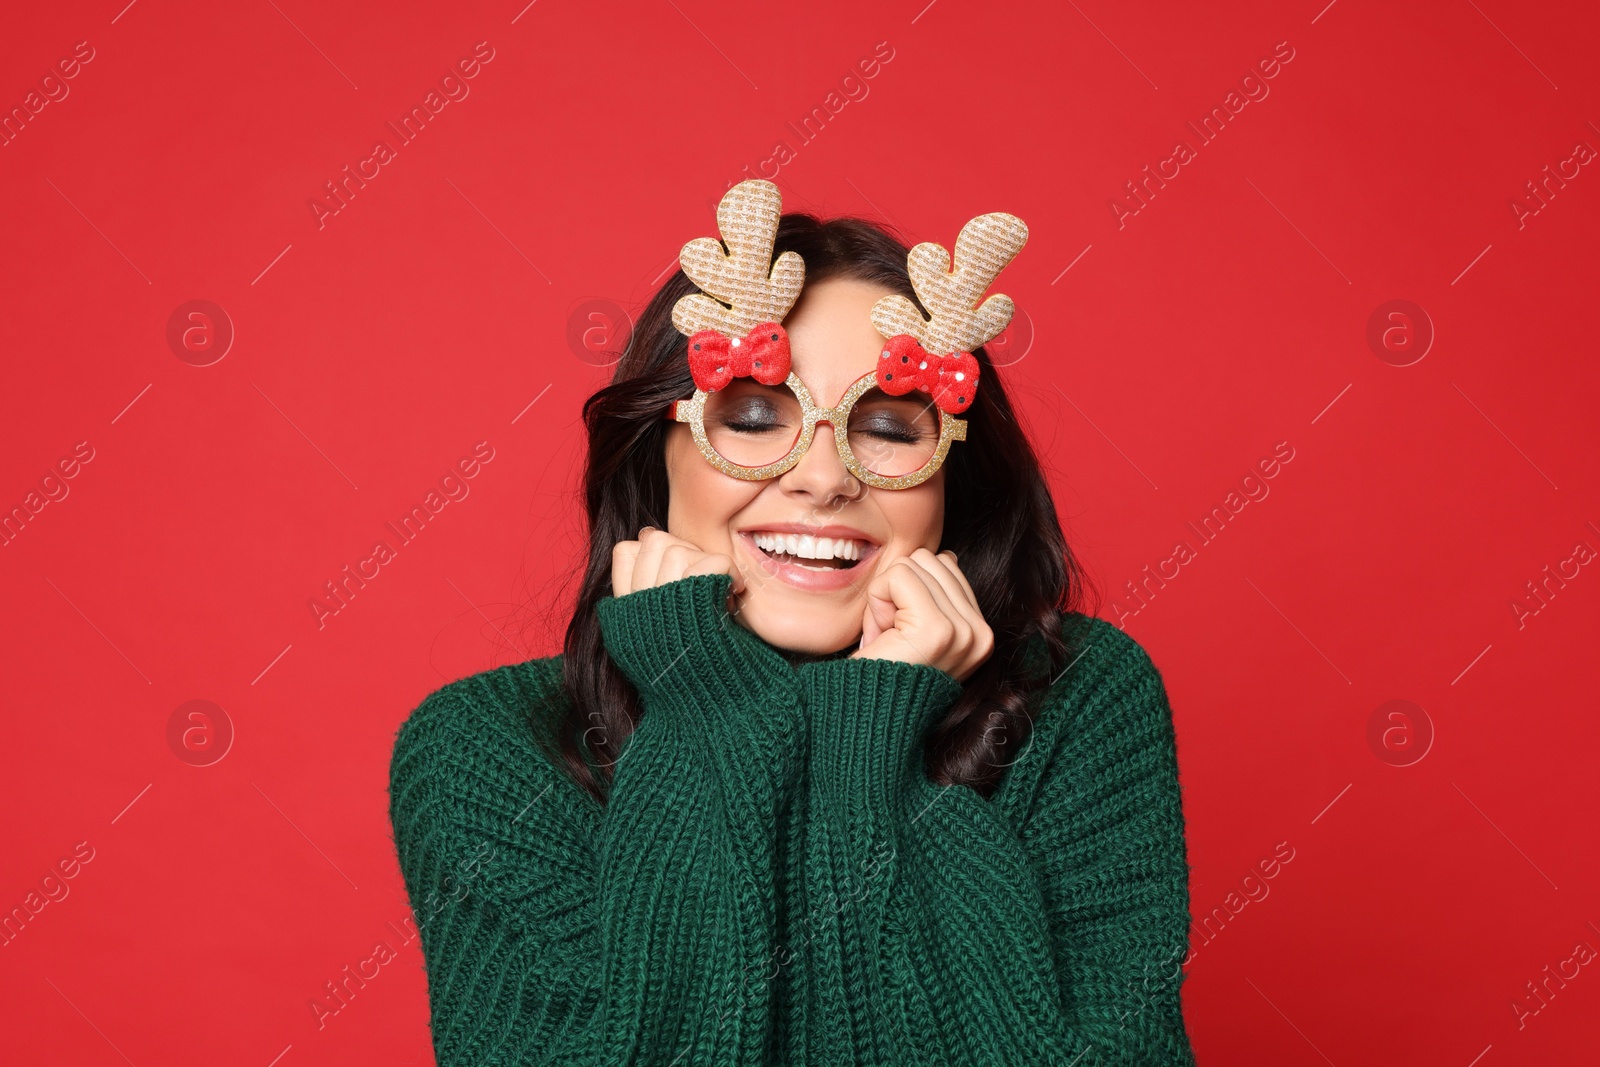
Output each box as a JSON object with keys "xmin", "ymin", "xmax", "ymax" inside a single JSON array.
[{"xmin": 732, "ymin": 593, "xmax": 860, "ymax": 657}]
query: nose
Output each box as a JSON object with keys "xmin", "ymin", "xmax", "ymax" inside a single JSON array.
[{"xmin": 776, "ymin": 418, "xmax": 860, "ymax": 502}]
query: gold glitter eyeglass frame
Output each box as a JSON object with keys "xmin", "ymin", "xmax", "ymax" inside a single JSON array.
[{"xmin": 665, "ymin": 369, "xmax": 967, "ymax": 491}]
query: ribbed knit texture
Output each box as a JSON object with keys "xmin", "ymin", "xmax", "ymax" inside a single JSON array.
[{"xmin": 389, "ymin": 573, "xmax": 1198, "ymax": 1065}]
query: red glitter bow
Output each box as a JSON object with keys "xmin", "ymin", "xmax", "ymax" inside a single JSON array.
[
  {"xmin": 876, "ymin": 334, "xmax": 980, "ymax": 414},
  {"xmin": 686, "ymin": 322, "xmax": 791, "ymax": 392}
]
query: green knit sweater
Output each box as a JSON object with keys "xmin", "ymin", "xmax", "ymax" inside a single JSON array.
[{"xmin": 388, "ymin": 573, "xmax": 1197, "ymax": 1065}]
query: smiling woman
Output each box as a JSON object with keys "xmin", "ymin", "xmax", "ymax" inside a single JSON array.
[{"xmin": 389, "ymin": 179, "xmax": 1200, "ymax": 1065}]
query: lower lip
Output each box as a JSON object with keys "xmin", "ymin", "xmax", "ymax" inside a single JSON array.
[{"xmin": 737, "ymin": 532, "xmax": 878, "ymax": 592}]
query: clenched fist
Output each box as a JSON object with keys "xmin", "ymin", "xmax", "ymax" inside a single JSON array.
[
  {"xmin": 612, "ymin": 526, "xmax": 746, "ymax": 600},
  {"xmin": 855, "ymin": 548, "xmax": 993, "ymax": 683}
]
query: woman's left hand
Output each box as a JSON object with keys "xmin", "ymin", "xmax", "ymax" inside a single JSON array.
[{"xmin": 854, "ymin": 548, "xmax": 994, "ymax": 683}]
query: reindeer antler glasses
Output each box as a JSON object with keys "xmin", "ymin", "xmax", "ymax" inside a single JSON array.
[{"xmin": 663, "ymin": 179, "xmax": 1028, "ymax": 491}]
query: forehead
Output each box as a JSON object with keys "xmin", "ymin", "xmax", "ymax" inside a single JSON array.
[{"xmin": 781, "ymin": 276, "xmax": 898, "ymax": 405}]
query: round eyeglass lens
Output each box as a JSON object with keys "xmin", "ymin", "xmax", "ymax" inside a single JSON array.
[
  {"xmin": 702, "ymin": 380, "xmax": 805, "ymax": 469},
  {"xmin": 845, "ymin": 387, "xmax": 942, "ymax": 477}
]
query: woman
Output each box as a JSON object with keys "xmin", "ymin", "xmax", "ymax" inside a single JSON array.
[{"xmin": 388, "ymin": 180, "xmax": 1198, "ymax": 1065}]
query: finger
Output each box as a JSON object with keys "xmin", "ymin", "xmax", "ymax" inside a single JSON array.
[
  {"xmin": 656, "ymin": 542, "xmax": 698, "ymax": 586},
  {"xmin": 937, "ymin": 549, "xmax": 980, "ymax": 609},
  {"xmin": 916, "ymin": 549, "xmax": 980, "ymax": 627},
  {"xmin": 682, "ymin": 551, "xmax": 745, "ymax": 593},
  {"xmin": 901, "ymin": 554, "xmax": 976, "ymax": 670},
  {"xmin": 612, "ymin": 540, "xmax": 641, "ymax": 597},
  {"xmin": 903, "ymin": 551, "xmax": 969, "ymax": 632},
  {"xmin": 878, "ymin": 556, "xmax": 944, "ymax": 614},
  {"xmin": 929, "ymin": 549, "xmax": 992, "ymax": 674},
  {"xmin": 863, "ymin": 561, "xmax": 908, "ymax": 634},
  {"xmin": 631, "ymin": 526, "xmax": 671, "ymax": 590},
  {"xmin": 928, "ymin": 556, "xmax": 985, "ymax": 646},
  {"xmin": 878, "ymin": 559, "xmax": 953, "ymax": 659},
  {"xmin": 864, "ymin": 590, "xmax": 896, "ymax": 638},
  {"xmin": 864, "ymin": 591, "xmax": 889, "ymax": 652}
]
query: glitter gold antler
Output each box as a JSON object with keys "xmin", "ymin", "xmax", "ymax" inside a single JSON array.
[
  {"xmin": 870, "ymin": 211, "xmax": 1029, "ymax": 414},
  {"xmin": 672, "ymin": 180, "xmax": 805, "ymax": 392}
]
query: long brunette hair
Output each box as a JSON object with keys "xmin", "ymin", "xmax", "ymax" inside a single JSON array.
[{"xmin": 554, "ymin": 211, "xmax": 1098, "ymax": 803}]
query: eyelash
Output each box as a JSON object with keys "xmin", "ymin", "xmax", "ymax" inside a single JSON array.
[{"xmin": 716, "ymin": 414, "xmax": 929, "ymax": 446}]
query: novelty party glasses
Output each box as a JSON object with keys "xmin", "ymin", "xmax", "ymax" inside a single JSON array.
[
  {"xmin": 664, "ymin": 179, "xmax": 1027, "ymax": 491},
  {"xmin": 667, "ymin": 366, "xmax": 967, "ymax": 490}
]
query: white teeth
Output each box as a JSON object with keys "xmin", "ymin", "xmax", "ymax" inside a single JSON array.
[{"xmin": 749, "ymin": 531, "xmax": 867, "ymax": 561}]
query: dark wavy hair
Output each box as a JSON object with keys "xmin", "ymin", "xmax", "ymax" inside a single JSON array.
[{"xmin": 552, "ymin": 210, "xmax": 1099, "ymax": 803}]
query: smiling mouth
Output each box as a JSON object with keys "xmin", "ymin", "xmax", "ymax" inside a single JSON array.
[{"xmin": 744, "ymin": 531, "xmax": 872, "ymax": 571}]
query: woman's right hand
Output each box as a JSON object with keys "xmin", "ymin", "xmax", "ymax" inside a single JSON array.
[{"xmin": 612, "ymin": 526, "xmax": 747, "ymax": 598}]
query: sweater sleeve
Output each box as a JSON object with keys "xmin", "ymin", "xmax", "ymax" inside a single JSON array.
[
  {"xmin": 389, "ymin": 573, "xmax": 806, "ymax": 1066},
  {"xmin": 793, "ymin": 623, "xmax": 1197, "ymax": 1065}
]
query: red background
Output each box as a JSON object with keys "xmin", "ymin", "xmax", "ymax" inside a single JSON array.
[{"xmin": 3, "ymin": 1, "xmax": 1597, "ymax": 1063}]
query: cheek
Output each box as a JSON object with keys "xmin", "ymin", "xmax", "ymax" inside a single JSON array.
[
  {"xmin": 665, "ymin": 431, "xmax": 748, "ymax": 542},
  {"xmin": 877, "ymin": 477, "xmax": 945, "ymax": 551}
]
